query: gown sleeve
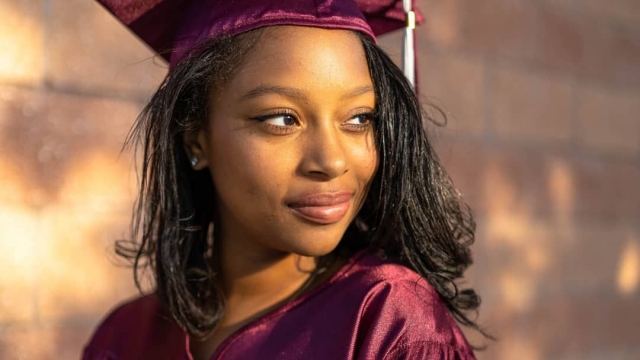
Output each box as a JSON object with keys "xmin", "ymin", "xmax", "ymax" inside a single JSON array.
[
  {"xmin": 353, "ymin": 273, "xmax": 477, "ymax": 360},
  {"xmin": 82, "ymin": 347, "xmax": 120, "ymax": 360},
  {"xmin": 80, "ymin": 295, "xmax": 186, "ymax": 360},
  {"xmin": 383, "ymin": 340, "xmax": 476, "ymax": 360}
]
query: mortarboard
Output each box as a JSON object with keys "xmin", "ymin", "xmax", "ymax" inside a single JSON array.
[{"xmin": 96, "ymin": 0, "xmax": 421, "ymax": 87}]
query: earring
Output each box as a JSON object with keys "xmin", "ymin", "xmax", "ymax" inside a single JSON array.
[{"xmin": 190, "ymin": 157, "xmax": 198, "ymax": 167}]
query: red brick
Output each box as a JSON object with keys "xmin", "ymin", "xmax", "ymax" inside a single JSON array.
[
  {"xmin": 376, "ymin": 29, "xmax": 486, "ymax": 137},
  {"xmin": 536, "ymin": 5, "xmax": 640, "ymax": 89},
  {"xmin": 465, "ymin": 185, "xmax": 639, "ymax": 356},
  {"xmin": 0, "ymin": 0, "xmax": 45, "ymax": 84},
  {"xmin": 378, "ymin": 22, "xmax": 486, "ymax": 138},
  {"xmin": 0, "ymin": 266, "xmax": 36, "ymax": 324},
  {"xmin": 579, "ymin": 0, "xmax": 640, "ymax": 25},
  {"xmin": 535, "ymin": 3, "xmax": 587, "ymax": 74},
  {"xmin": 431, "ymin": 141, "xmax": 486, "ymax": 212},
  {"xmin": 534, "ymin": 3, "xmax": 614, "ymax": 85},
  {"xmin": 0, "ymin": 325, "xmax": 95, "ymax": 359},
  {"xmin": 570, "ymin": 158, "xmax": 640, "ymax": 220},
  {"xmin": 605, "ymin": 25, "xmax": 640, "ymax": 89},
  {"xmin": 435, "ymin": 144, "xmax": 549, "ymax": 217},
  {"xmin": 576, "ymin": 85, "xmax": 640, "ymax": 155},
  {"xmin": 419, "ymin": 49, "xmax": 486, "ymax": 137},
  {"xmin": 556, "ymin": 223, "xmax": 638, "ymax": 298},
  {"xmin": 472, "ymin": 307, "xmax": 542, "ymax": 360},
  {"xmin": 419, "ymin": 0, "xmax": 461, "ymax": 48},
  {"xmin": 0, "ymin": 86, "xmax": 142, "ymax": 198},
  {"xmin": 519, "ymin": 297, "xmax": 603, "ymax": 358},
  {"xmin": 473, "ymin": 275, "xmax": 640, "ymax": 359},
  {"xmin": 377, "ymin": 29, "xmax": 402, "ymax": 67},
  {"xmin": 0, "ymin": 213, "xmax": 38, "ymax": 324},
  {"xmin": 469, "ymin": 223, "xmax": 639, "ymax": 359},
  {"xmin": 601, "ymin": 293, "xmax": 640, "ymax": 348},
  {"xmin": 36, "ymin": 165, "xmax": 139, "ymax": 321},
  {"xmin": 0, "ymin": 86, "xmax": 141, "ymax": 323},
  {"xmin": 521, "ymin": 296, "xmax": 607, "ymax": 358},
  {"xmin": 471, "ymin": 216, "xmax": 607, "ymax": 311},
  {"xmin": 436, "ymin": 143, "xmax": 640, "ymax": 221},
  {"xmin": 490, "ymin": 65, "xmax": 573, "ymax": 143},
  {"xmin": 48, "ymin": 0, "xmax": 167, "ymax": 94},
  {"xmin": 0, "ymin": 145, "xmax": 40, "ymax": 324},
  {"xmin": 552, "ymin": 15, "xmax": 640, "ymax": 88},
  {"xmin": 457, "ymin": 0, "xmax": 537, "ymax": 62},
  {"xmin": 447, "ymin": 0, "xmax": 640, "ymax": 89},
  {"xmin": 55, "ymin": 324, "xmax": 98, "ymax": 359},
  {"xmin": 35, "ymin": 161, "xmax": 140, "ymax": 322},
  {"xmin": 0, "ymin": 326, "xmax": 56, "ymax": 359}
]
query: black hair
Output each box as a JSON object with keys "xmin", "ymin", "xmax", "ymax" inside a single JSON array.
[{"xmin": 119, "ymin": 28, "xmax": 491, "ymax": 344}]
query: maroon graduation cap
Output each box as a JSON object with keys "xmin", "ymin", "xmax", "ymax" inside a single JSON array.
[{"xmin": 96, "ymin": 0, "xmax": 421, "ymax": 86}]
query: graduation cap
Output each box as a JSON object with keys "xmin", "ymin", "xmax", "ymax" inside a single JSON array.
[{"xmin": 96, "ymin": 0, "xmax": 421, "ymax": 87}]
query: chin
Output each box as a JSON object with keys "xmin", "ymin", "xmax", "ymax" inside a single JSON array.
[
  {"xmin": 284, "ymin": 238, "xmax": 341, "ymax": 257},
  {"xmin": 277, "ymin": 228, "xmax": 346, "ymax": 258},
  {"xmin": 259, "ymin": 213, "xmax": 357, "ymax": 257},
  {"xmin": 294, "ymin": 244, "xmax": 340, "ymax": 258}
]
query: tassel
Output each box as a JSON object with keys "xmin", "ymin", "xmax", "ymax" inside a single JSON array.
[{"xmin": 402, "ymin": 0, "xmax": 416, "ymax": 90}]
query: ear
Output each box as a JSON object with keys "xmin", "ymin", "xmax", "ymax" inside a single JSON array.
[{"xmin": 183, "ymin": 129, "xmax": 210, "ymax": 170}]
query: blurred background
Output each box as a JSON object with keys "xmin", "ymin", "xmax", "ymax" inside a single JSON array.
[{"xmin": 0, "ymin": 0, "xmax": 638, "ymax": 359}]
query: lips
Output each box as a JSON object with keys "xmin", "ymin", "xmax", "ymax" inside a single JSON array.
[{"xmin": 287, "ymin": 191, "xmax": 354, "ymax": 225}]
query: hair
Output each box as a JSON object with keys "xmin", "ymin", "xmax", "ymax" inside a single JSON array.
[{"xmin": 119, "ymin": 28, "xmax": 492, "ymax": 344}]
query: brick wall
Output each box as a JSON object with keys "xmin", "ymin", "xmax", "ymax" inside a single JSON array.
[
  {"xmin": 1, "ymin": 0, "xmax": 638, "ymax": 359},
  {"xmin": 0, "ymin": 1, "xmax": 164, "ymax": 358}
]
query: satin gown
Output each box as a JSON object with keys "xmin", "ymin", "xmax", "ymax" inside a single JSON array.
[{"xmin": 83, "ymin": 249, "xmax": 476, "ymax": 359}]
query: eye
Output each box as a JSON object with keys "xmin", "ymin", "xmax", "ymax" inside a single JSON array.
[
  {"xmin": 258, "ymin": 113, "xmax": 298, "ymax": 127},
  {"xmin": 250, "ymin": 111, "xmax": 300, "ymax": 135},
  {"xmin": 342, "ymin": 112, "xmax": 374, "ymax": 133},
  {"xmin": 344, "ymin": 113, "xmax": 372, "ymax": 126}
]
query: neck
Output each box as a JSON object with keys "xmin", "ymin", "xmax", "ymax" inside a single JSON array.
[
  {"xmin": 188, "ymin": 228, "xmax": 348, "ymax": 359},
  {"xmin": 213, "ymin": 216, "xmax": 322, "ymax": 325},
  {"xmin": 189, "ymin": 242, "xmax": 317, "ymax": 360},
  {"xmin": 219, "ymin": 244, "xmax": 317, "ymax": 302}
]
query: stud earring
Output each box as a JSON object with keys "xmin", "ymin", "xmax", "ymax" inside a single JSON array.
[{"xmin": 190, "ymin": 157, "xmax": 198, "ymax": 167}]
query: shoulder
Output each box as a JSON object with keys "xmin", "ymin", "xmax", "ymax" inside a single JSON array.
[
  {"xmin": 338, "ymin": 251, "xmax": 476, "ymax": 359},
  {"xmin": 340, "ymin": 251, "xmax": 444, "ymax": 313},
  {"xmin": 82, "ymin": 294, "xmax": 184, "ymax": 360},
  {"xmin": 84, "ymin": 294, "xmax": 163, "ymax": 347}
]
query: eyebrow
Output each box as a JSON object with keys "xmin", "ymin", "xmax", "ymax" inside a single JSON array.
[{"xmin": 240, "ymin": 85, "xmax": 374, "ymax": 102}]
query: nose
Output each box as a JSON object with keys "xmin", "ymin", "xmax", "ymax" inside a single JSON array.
[{"xmin": 299, "ymin": 122, "xmax": 348, "ymax": 181}]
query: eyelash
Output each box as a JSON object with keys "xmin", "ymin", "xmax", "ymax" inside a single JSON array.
[
  {"xmin": 251, "ymin": 110, "xmax": 374, "ymax": 134},
  {"xmin": 342, "ymin": 112, "xmax": 374, "ymax": 132},
  {"xmin": 251, "ymin": 110, "xmax": 299, "ymax": 134}
]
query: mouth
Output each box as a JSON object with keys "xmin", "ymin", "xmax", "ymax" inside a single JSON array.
[{"xmin": 287, "ymin": 191, "xmax": 354, "ymax": 225}]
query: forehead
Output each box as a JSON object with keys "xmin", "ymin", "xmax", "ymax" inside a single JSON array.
[{"xmin": 229, "ymin": 26, "xmax": 372, "ymax": 92}]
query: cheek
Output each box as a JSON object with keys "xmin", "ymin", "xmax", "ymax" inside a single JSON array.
[
  {"xmin": 344, "ymin": 134, "xmax": 378, "ymax": 210},
  {"xmin": 207, "ymin": 128, "xmax": 295, "ymax": 208},
  {"xmin": 352, "ymin": 135, "xmax": 378, "ymax": 185}
]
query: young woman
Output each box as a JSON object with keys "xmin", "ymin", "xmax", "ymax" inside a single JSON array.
[{"xmin": 84, "ymin": 1, "xmax": 489, "ymax": 359}]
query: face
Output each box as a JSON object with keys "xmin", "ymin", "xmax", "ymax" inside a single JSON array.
[{"xmin": 188, "ymin": 26, "xmax": 377, "ymax": 258}]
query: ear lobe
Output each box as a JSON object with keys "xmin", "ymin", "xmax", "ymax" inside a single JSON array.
[{"xmin": 183, "ymin": 129, "xmax": 210, "ymax": 170}]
